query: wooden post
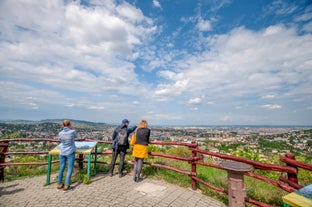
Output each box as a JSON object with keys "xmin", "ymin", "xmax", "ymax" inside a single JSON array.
[
  {"xmin": 79, "ymin": 154, "xmax": 84, "ymax": 170},
  {"xmin": 220, "ymin": 161, "xmax": 253, "ymax": 207},
  {"xmin": 190, "ymin": 141, "xmax": 197, "ymax": 190},
  {"xmin": 0, "ymin": 141, "xmax": 9, "ymax": 182},
  {"xmin": 285, "ymin": 153, "xmax": 298, "ymax": 184}
]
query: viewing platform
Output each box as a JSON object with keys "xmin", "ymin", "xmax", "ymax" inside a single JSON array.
[{"xmin": 0, "ymin": 173, "xmax": 226, "ymax": 207}]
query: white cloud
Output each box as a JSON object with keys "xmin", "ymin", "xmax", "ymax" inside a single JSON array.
[
  {"xmin": 88, "ymin": 106, "xmax": 105, "ymax": 110},
  {"xmin": 265, "ymin": 0, "xmax": 298, "ymax": 16},
  {"xmin": 302, "ymin": 21, "xmax": 312, "ymax": 33},
  {"xmin": 0, "ymin": 81, "xmax": 66, "ymax": 110},
  {"xmin": 295, "ymin": 12, "xmax": 312, "ymax": 22},
  {"xmin": 0, "ymin": 0, "xmax": 311, "ymax": 125},
  {"xmin": 153, "ymin": 0, "xmax": 162, "ymax": 9},
  {"xmin": 0, "ymin": 0, "xmax": 156, "ymax": 98},
  {"xmin": 154, "ymin": 80, "xmax": 189, "ymax": 97},
  {"xmin": 218, "ymin": 115, "xmax": 232, "ymax": 122},
  {"xmin": 190, "ymin": 107, "xmax": 198, "ymax": 111},
  {"xmin": 197, "ymin": 18, "xmax": 212, "ymax": 31},
  {"xmin": 154, "ymin": 25, "xmax": 312, "ymax": 108},
  {"xmin": 188, "ymin": 98, "xmax": 202, "ymax": 105},
  {"xmin": 261, "ymin": 104, "xmax": 282, "ymax": 110},
  {"xmin": 144, "ymin": 113, "xmax": 183, "ymax": 121},
  {"xmin": 0, "ymin": 0, "xmax": 159, "ymax": 122},
  {"xmin": 158, "ymin": 70, "xmax": 177, "ymax": 80},
  {"xmin": 261, "ymin": 94, "xmax": 276, "ymax": 99},
  {"xmin": 116, "ymin": 1, "xmax": 146, "ymax": 23}
]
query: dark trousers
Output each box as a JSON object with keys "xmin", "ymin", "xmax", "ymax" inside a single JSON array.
[
  {"xmin": 109, "ymin": 148, "xmax": 126, "ymax": 175},
  {"xmin": 134, "ymin": 158, "xmax": 144, "ymax": 178}
]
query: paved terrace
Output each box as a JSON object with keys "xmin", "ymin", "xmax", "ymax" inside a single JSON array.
[{"xmin": 0, "ymin": 173, "xmax": 227, "ymax": 207}]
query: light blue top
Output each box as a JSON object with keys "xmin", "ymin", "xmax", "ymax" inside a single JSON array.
[{"xmin": 59, "ymin": 127, "xmax": 77, "ymax": 155}]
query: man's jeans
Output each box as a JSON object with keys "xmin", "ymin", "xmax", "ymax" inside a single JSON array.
[
  {"xmin": 58, "ymin": 152, "xmax": 75, "ymax": 186},
  {"xmin": 109, "ymin": 148, "xmax": 126, "ymax": 175}
]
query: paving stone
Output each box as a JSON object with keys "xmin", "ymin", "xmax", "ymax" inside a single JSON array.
[{"xmin": 0, "ymin": 173, "xmax": 226, "ymax": 207}]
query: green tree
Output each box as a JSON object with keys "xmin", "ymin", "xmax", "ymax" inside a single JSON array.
[{"xmin": 0, "ymin": 132, "xmax": 21, "ymax": 139}]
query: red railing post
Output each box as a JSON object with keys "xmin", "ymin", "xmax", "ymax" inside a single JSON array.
[
  {"xmin": 285, "ymin": 153, "xmax": 298, "ymax": 184},
  {"xmin": 0, "ymin": 141, "xmax": 9, "ymax": 182},
  {"xmin": 190, "ymin": 141, "xmax": 198, "ymax": 190}
]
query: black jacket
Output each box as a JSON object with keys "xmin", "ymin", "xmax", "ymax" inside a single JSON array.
[
  {"xmin": 111, "ymin": 124, "xmax": 137, "ymax": 150},
  {"xmin": 135, "ymin": 128, "xmax": 150, "ymax": 146}
]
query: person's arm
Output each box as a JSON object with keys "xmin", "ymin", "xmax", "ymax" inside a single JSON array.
[
  {"xmin": 73, "ymin": 131, "xmax": 78, "ymax": 140},
  {"xmin": 128, "ymin": 125, "xmax": 137, "ymax": 134},
  {"xmin": 68, "ymin": 124, "xmax": 78, "ymax": 140},
  {"xmin": 112, "ymin": 127, "xmax": 118, "ymax": 140}
]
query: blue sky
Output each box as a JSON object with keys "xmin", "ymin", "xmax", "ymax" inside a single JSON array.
[{"xmin": 0, "ymin": 0, "xmax": 312, "ymax": 126}]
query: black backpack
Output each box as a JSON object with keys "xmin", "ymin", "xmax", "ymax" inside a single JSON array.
[{"xmin": 116, "ymin": 127, "xmax": 128, "ymax": 146}]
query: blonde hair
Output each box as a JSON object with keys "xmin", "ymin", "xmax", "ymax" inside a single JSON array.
[
  {"xmin": 137, "ymin": 120, "xmax": 148, "ymax": 129},
  {"xmin": 62, "ymin": 119, "xmax": 71, "ymax": 127}
]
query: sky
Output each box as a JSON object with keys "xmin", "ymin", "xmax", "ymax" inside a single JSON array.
[{"xmin": 0, "ymin": 0, "xmax": 312, "ymax": 126}]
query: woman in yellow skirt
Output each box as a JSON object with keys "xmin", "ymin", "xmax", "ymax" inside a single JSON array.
[{"xmin": 132, "ymin": 120, "xmax": 150, "ymax": 182}]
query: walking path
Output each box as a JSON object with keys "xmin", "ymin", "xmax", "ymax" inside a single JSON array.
[{"xmin": 0, "ymin": 173, "xmax": 227, "ymax": 207}]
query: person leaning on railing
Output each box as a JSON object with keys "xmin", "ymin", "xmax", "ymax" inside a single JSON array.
[
  {"xmin": 132, "ymin": 120, "xmax": 150, "ymax": 182},
  {"xmin": 57, "ymin": 119, "xmax": 77, "ymax": 192},
  {"xmin": 109, "ymin": 119, "xmax": 137, "ymax": 178}
]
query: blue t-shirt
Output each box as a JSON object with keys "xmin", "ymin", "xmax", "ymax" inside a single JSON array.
[{"xmin": 59, "ymin": 127, "xmax": 77, "ymax": 155}]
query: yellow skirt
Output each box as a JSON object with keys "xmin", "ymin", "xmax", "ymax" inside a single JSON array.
[{"xmin": 132, "ymin": 144, "xmax": 148, "ymax": 159}]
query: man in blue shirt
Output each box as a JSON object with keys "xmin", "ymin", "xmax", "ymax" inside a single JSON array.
[{"xmin": 109, "ymin": 119, "xmax": 136, "ymax": 177}]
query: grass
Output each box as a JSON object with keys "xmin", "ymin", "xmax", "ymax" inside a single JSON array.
[
  {"xmin": 138, "ymin": 147, "xmax": 287, "ymax": 206},
  {"xmin": 142, "ymin": 165, "xmax": 289, "ymax": 206},
  {"xmin": 5, "ymin": 163, "xmax": 60, "ymax": 181}
]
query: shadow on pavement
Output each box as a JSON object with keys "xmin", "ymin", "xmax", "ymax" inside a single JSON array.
[{"xmin": 0, "ymin": 183, "xmax": 24, "ymax": 196}]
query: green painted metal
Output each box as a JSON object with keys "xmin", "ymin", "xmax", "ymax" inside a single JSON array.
[
  {"xmin": 94, "ymin": 145, "xmax": 97, "ymax": 175},
  {"xmin": 46, "ymin": 154, "xmax": 52, "ymax": 185},
  {"xmin": 87, "ymin": 153, "xmax": 91, "ymax": 179}
]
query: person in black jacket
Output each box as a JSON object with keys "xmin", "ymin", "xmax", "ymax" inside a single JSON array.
[
  {"xmin": 132, "ymin": 120, "xmax": 150, "ymax": 182},
  {"xmin": 109, "ymin": 119, "xmax": 136, "ymax": 177}
]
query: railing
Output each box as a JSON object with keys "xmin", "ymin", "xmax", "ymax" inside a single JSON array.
[{"xmin": 1, "ymin": 138, "xmax": 311, "ymax": 207}]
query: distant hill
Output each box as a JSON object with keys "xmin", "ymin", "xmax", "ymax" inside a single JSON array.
[{"xmin": 0, "ymin": 119, "xmax": 113, "ymax": 127}]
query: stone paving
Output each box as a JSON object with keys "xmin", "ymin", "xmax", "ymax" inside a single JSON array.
[{"xmin": 0, "ymin": 173, "xmax": 227, "ymax": 207}]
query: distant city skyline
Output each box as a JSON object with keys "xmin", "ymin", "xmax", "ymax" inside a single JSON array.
[
  {"xmin": 0, "ymin": 0, "xmax": 312, "ymax": 126},
  {"xmin": 1, "ymin": 119, "xmax": 311, "ymax": 128}
]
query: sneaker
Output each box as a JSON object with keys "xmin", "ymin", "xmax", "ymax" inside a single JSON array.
[
  {"xmin": 135, "ymin": 177, "xmax": 143, "ymax": 182},
  {"xmin": 63, "ymin": 186, "xmax": 73, "ymax": 192},
  {"xmin": 57, "ymin": 184, "xmax": 64, "ymax": 190}
]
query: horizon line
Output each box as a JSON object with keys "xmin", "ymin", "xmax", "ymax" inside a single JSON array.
[{"xmin": 0, "ymin": 119, "xmax": 311, "ymax": 128}]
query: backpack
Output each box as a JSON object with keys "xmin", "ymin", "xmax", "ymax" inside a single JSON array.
[{"xmin": 116, "ymin": 127, "xmax": 128, "ymax": 146}]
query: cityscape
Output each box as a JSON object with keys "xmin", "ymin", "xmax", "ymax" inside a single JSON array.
[{"xmin": 1, "ymin": 119, "xmax": 311, "ymax": 159}]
